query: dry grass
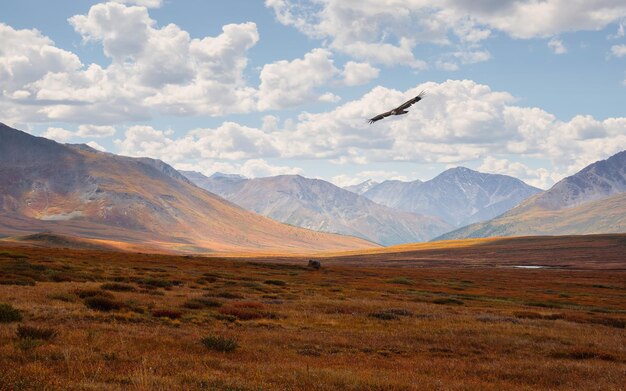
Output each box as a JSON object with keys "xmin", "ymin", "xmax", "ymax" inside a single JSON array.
[{"xmin": 0, "ymin": 243, "xmax": 625, "ymax": 390}]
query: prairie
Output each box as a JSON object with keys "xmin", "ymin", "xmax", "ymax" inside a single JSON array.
[{"xmin": 0, "ymin": 235, "xmax": 625, "ymax": 390}]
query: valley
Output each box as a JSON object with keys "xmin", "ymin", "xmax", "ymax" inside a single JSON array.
[{"xmin": 0, "ymin": 235, "xmax": 625, "ymax": 390}]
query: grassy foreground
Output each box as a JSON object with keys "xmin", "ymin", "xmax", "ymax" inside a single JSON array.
[{"xmin": 0, "ymin": 244, "xmax": 625, "ymax": 390}]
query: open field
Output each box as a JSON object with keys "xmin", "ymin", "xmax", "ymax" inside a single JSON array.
[{"xmin": 0, "ymin": 236, "xmax": 625, "ymax": 390}]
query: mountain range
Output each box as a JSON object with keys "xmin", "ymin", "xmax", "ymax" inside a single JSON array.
[
  {"xmin": 356, "ymin": 168, "xmax": 542, "ymax": 227},
  {"xmin": 0, "ymin": 123, "xmax": 375, "ymax": 253},
  {"xmin": 439, "ymin": 151, "xmax": 626, "ymax": 239},
  {"xmin": 181, "ymin": 172, "xmax": 452, "ymax": 245}
]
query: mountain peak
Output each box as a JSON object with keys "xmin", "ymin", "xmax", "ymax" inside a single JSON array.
[{"xmin": 209, "ymin": 172, "xmax": 247, "ymax": 180}]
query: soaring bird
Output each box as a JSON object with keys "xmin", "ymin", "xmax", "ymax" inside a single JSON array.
[{"xmin": 368, "ymin": 91, "xmax": 426, "ymax": 124}]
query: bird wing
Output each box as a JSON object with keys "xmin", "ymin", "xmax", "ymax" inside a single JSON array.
[
  {"xmin": 368, "ymin": 110, "xmax": 393, "ymax": 124},
  {"xmin": 395, "ymin": 90, "xmax": 426, "ymax": 111}
]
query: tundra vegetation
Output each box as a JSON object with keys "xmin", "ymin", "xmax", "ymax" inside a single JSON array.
[{"xmin": 0, "ymin": 243, "xmax": 625, "ymax": 390}]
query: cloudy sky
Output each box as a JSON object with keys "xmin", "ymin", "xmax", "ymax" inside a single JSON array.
[{"xmin": 2, "ymin": 0, "xmax": 626, "ymax": 188}]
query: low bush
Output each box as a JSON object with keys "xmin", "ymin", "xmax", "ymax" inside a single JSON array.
[
  {"xmin": 47, "ymin": 293, "xmax": 77, "ymax": 302},
  {"xmin": 369, "ymin": 311, "xmax": 399, "ymax": 320},
  {"xmin": 101, "ymin": 282, "xmax": 136, "ymax": 292},
  {"xmin": 183, "ymin": 298, "xmax": 222, "ymax": 309},
  {"xmin": 0, "ymin": 303, "xmax": 22, "ymax": 323},
  {"xmin": 152, "ymin": 309, "xmax": 183, "ymax": 319},
  {"xmin": 432, "ymin": 298, "xmax": 464, "ymax": 305},
  {"xmin": 84, "ymin": 296, "xmax": 123, "ymax": 312},
  {"xmin": 75, "ymin": 289, "xmax": 114, "ymax": 299},
  {"xmin": 201, "ymin": 335, "xmax": 238, "ymax": 352},
  {"xmin": 16, "ymin": 325, "xmax": 57, "ymax": 341},
  {"xmin": 210, "ymin": 292, "xmax": 244, "ymax": 299},
  {"xmin": 387, "ymin": 277, "xmax": 414, "ymax": 285},
  {"xmin": 264, "ymin": 280, "xmax": 287, "ymax": 286}
]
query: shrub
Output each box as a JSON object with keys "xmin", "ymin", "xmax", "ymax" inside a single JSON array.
[
  {"xmin": 0, "ymin": 303, "xmax": 22, "ymax": 323},
  {"xmin": 47, "ymin": 293, "xmax": 77, "ymax": 302},
  {"xmin": 0, "ymin": 276, "xmax": 36, "ymax": 286},
  {"xmin": 201, "ymin": 335, "xmax": 238, "ymax": 352},
  {"xmin": 101, "ymin": 283, "xmax": 136, "ymax": 292},
  {"xmin": 139, "ymin": 278, "xmax": 172, "ymax": 288},
  {"xmin": 432, "ymin": 298, "xmax": 464, "ymax": 305},
  {"xmin": 369, "ymin": 311, "xmax": 399, "ymax": 320},
  {"xmin": 16, "ymin": 325, "xmax": 57, "ymax": 341},
  {"xmin": 264, "ymin": 279, "xmax": 287, "ymax": 286},
  {"xmin": 183, "ymin": 298, "xmax": 222, "ymax": 309},
  {"xmin": 75, "ymin": 289, "xmax": 114, "ymax": 299},
  {"xmin": 152, "ymin": 309, "xmax": 183, "ymax": 319},
  {"xmin": 84, "ymin": 296, "xmax": 122, "ymax": 312},
  {"xmin": 387, "ymin": 277, "xmax": 414, "ymax": 285},
  {"xmin": 210, "ymin": 292, "xmax": 244, "ymax": 299}
]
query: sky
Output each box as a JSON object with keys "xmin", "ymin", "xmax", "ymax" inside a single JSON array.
[{"xmin": 1, "ymin": 0, "xmax": 626, "ymax": 189}]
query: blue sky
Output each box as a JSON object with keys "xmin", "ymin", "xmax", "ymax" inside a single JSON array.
[{"xmin": 1, "ymin": 0, "xmax": 625, "ymax": 188}]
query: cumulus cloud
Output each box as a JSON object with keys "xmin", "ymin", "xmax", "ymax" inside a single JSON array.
[
  {"xmin": 478, "ymin": 156, "xmax": 554, "ymax": 189},
  {"xmin": 0, "ymin": 3, "xmax": 261, "ymax": 125},
  {"xmin": 342, "ymin": 62, "xmax": 380, "ymax": 86},
  {"xmin": 258, "ymin": 48, "xmax": 339, "ymax": 110},
  {"xmin": 42, "ymin": 127, "xmax": 74, "ymax": 142},
  {"xmin": 116, "ymin": 79, "xmax": 626, "ymax": 187},
  {"xmin": 611, "ymin": 44, "xmax": 626, "ymax": 57},
  {"xmin": 112, "ymin": 0, "xmax": 163, "ymax": 8},
  {"xmin": 266, "ymin": 0, "xmax": 626, "ymax": 68},
  {"xmin": 548, "ymin": 38, "xmax": 567, "ymax": 54}
]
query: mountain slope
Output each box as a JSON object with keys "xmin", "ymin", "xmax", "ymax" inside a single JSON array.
[
  {"xmin": 439, "ymin": 151, "xmax": 626, "ymax": 239},
  {"xmin": 363, "ymin": 168, "xmax": 542, "ymax": 227},
  {"xmin": 343, "ymin": 179, "xmax": 379, "ymax": 195},
  {"xmin": 0, "ymin": 123, "xmax": 375, "ymax": 253},
  {"xmin": 183, "ymin": 172, "xmax": 452, "ymax": 246}
]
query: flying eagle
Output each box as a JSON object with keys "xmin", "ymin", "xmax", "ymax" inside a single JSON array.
[{"xmin": 368, "ymin": 91, "xmax": 426, "ymax": 124}]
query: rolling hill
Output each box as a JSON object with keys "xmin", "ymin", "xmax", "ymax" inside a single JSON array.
[
  {"xmin": 0, "ymin": 123, "xmax": 376, "ymax": 253},
  {"xmin": 182, "ymin": 172, "xmax": 452, "ymax": 245},
  {"xmin": 439, "ymin": 150, "xmax": 626, "ymax": 239}
]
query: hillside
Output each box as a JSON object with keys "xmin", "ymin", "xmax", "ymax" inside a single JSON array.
[
  {"xmin": 0, "ymin": 123, "xmax": 376, "ymax": 253},
  {"xmin": 363, "ymin": 167, "xmax": 542, "ymax": 226},
  {"xmin": 182, "ymin": 172, "xmax": 452, "ymax": 245},
  {"xmin": 439, "ymin": 151, "xmax": 626, "ymax": 240}
]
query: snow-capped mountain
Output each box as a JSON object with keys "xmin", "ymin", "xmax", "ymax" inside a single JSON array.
[
  {"xmin": 183, "ymin": 172, "xmax": 452, "ymax": 246},
  {"xmin": 363, "ymin": 167, "xmax": 542, "ymax": 227},
  {"xmin": 343, "ymin": 179, "xmax": 379, "ymax": 195},
  {"xmin": 438, "ymin": 150, "xmax": 626, "ymax": 239}
]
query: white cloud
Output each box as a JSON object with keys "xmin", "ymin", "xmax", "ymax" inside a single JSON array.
[
  {"xmin": 266, "ymin": 0, "xmax": 626, "ymax": 68},
  {"xmin": 342, "ymin": 61, "xmax": 380, "ymax": 86},
  {"xmin": 0, "ymin": 3, "xmax": 261, "ymax": 125},
  {"xmin": 478, "ymin": 156, "xmax": 554, "ymax": 189},
  {"xmin": 112, "ymin": 0, "xmax": 163, "ymax": 8},
  {"xmin": 112, "ymin": 79, "xmax": 626, "ymax": 188},
  {"xmin": 77, "ymin": 124, "xmax": 116, "ymax": 138},
  {"xmin": 610, "ymin": 44, "xmax": 626, "ymax": 57},
  {"xmin": 257, "ymin": 48, "xmax": 338, "ymax": 110},
  {"xmin": 42, "ymin": 127, "xmax": 73, "ymax": 142},
  {"xmin": 86, "ymin": 141, "xmax": 107, "ymax": 152},
  {"xmin": 548, "ymin": 38, "xmax": 567, "ymax": 54}
]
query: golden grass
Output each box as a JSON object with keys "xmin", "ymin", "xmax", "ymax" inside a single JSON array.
[{"xmin": 0, "ymin": 244, "xmax": 625, "ymax": 390}]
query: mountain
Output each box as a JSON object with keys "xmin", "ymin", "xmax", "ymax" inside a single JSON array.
[
  {"xmin": 343, "ymin": 179, "xmax": 379, "ymax": 195},
  {"xmin": 363, "ymin": 168, "xmax": 542, "ymax": 227},
  {"xmin": 183, "ymin": 172, "xmax": 452, "ymax": 246},
  {"xmin": 0, "ymin": 123, "xmax": 376, "ymax": 253},
  {"xmin": 439, "ymin": 151, "xmax": 626, "ymax": 239}
]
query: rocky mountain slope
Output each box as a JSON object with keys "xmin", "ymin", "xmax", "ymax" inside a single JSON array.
[
  {"xmin": 363, "ymin": 168, "xmax": 542, "ymax": 227},
  {"xmin": 183, "ymin": 172, "xmax": 452, "ymax": 245},
  {"xmin": 438, "ymin": 151, "xmax": 626, "ymax": 239},
  {"xmin": 0, "ymin": 123, "xmax": 375, "ymax": 253}
]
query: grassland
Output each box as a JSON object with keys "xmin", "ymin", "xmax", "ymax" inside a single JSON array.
[{"xmin": 0, "ymin": 236, "xmax": 625, "ymax": 390}]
